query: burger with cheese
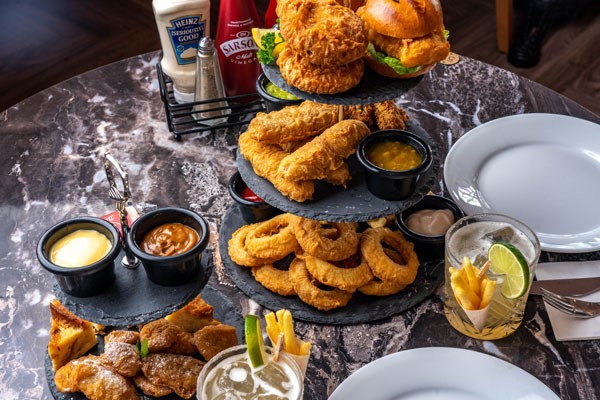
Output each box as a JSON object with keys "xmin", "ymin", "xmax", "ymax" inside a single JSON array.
[{"xmin": 356, "ymin": 0, "xmax": 450, "ymax": 78}]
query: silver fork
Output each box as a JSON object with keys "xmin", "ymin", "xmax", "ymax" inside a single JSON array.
[{"xmin": 541, "ymin": 288, "xmax": 600, "ymax": 318}]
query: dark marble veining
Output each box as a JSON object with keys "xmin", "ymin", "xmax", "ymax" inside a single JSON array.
[{"xmin": 1, "ymin": 51, "xmax": 599, "ymax": 400}]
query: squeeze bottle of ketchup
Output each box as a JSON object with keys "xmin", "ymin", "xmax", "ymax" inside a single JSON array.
[{"xmin": 215, "ymin": 0, "xmax": 262, "ymax": 98}]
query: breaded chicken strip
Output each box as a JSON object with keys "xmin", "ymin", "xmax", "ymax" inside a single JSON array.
[
  {"xmin": 277, "ymin": 0, "xmax": 367, "ymax": 66},
  {"xmin": 278, "ymin": 120, "xmax": 370, "ymax": 181},
  {"xmin": 373, "ymin": 100, "xmax": 410, "ymax": 130},
  {"xmin": 277, "ymin": 47, "xmax": 364, "ymax": 94},
  {"xmin": 239, "ymin": 131, "xmax": 315, "ymax": 202},
  {"xmin": 248, "ymin": 101, "xmax": 339, "ymax": 144}
]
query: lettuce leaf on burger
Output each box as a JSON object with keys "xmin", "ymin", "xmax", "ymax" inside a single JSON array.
[{"xmin": 356, "ymin": 0, "xmax": 451, "ymax": 79}]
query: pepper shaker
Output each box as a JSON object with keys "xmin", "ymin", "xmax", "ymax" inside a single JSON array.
[{"xmin": 193, "ymin": 37, "xmax": 231, "ymax": 126}]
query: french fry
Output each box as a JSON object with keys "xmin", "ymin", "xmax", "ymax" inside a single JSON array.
[
  {"xmin": 298, "ymin": 341, "xmax": 312, "ymax": 356},
  {"xmin": 265, "ymin": 312, "xmax": 281, "ymax": 346},
  {"xmin": 479, "ymin": 278, "xmax": 496, "ymax": 309},
  {"xmin": 452, "ymin": 282, "xmax": 478, "ymax": 310},
  {"xmin": 282, "ymin": 310, "xmax": 299, "ymax": 355},
  {"xmin": 461, "ymin": 257, "xmax": 481, "ymax": 297},
  {"xmin": 265, "ymin": 309, "xmax": 311, "ymax": 356}
]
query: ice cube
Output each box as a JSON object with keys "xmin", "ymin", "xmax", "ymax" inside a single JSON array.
[
  {"xmin": 255, "ymin": 361, "xmax": 292, "ymax": 394},
  {"xmin": 472, "ymin": 254, "xmax": 488, "ymax": 268},
  {"xmin": 482, "ymin": 226, "xmax": 515, "ymax": 243},
  {"xmin": 255, "ymin": 394, "xmax": 288, "ymax": 400},
  {"xmin": 214, "ymin": 392, "xmax": 243, "ymax": 400},
  {"xmin": 217, "ymin": 361, "xmax": 255, "ymax": 394}
]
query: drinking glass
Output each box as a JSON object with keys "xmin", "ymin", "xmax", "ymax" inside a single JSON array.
[{"xmin": 443, "ymin": 213, "xmax": 540, "ymax": 340}]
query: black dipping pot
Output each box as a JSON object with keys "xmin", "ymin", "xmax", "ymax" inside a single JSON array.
[
  {"xmin": 396, "ymin": 195, "xmax": 465, "ymax": 261},
  {"xmin": 37, "ymin": 217, "xmax": 121, "ymax": 297},
  {"xmin": 127, "ymin": 208, "xmax": 209, "ymax": 286},
  {"xmin": 357, "ymin": 130, "xmax": 433, "ymax": 201},
  {"xmin": 228, "ymin": 171, "xmax": 281, "ymax": 222},
  {"xmin": 256, "ymin": 73, "xmax": 302, "ymax": 112}
]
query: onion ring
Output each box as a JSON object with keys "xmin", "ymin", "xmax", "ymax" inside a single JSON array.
[
  {"xmin": 228, "ymin": 224, "xmax": 282, "ymax": 267},
  {"xmin": 358, "ymin": 249, "xmax": 410, "ymax": 296},
  {"xmin": 288, "ymin": 257, "xmax": 353, "ymax": 311},
  {"xmin": 360, "ymin": 227, "xmax": 419, "ymax": 284},
  {"xmin": 295, "ymin": 218, "xmax": 359, "ymax": 261},
  {"xmin": 245, "ymin": 214, "xmax": 300, "ymax": 259},
  {"xmin": 302, "ymin": 254, "xmax": 373, "ymax": 292},
  {"xmin": 252, "ymin": 265, "xmax": 296, "ymax": 296}
]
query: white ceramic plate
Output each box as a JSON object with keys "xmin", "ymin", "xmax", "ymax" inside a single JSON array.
[
  {"xmin": 444, "ymin": 114, "xmax": 600, "ymax": 253},
  {"xmin": 328, "ymin": 347, "xmax": 559, "ymax": 400}
]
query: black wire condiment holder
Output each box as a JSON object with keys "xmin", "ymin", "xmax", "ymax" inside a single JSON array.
[{"xmin": 156, "ymin": 63, "xmax": 265, "ymax": 140}]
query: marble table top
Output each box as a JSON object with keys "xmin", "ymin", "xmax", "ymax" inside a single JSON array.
[{"xmin": 1, "ymin": 51, "xmax": 599, "ymax": 400}]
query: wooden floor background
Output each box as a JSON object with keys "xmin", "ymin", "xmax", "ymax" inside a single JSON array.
[{"xmin": 1, "ymin": 0, "xmax": 598, "ymax": 114}]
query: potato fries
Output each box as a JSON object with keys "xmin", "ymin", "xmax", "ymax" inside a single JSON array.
[
  {"xmin": 265, "ymin": 309, "xmax": 311, "ymax": 356},
  {"xmin": 449, "ymin": 257, "xmax": 496, "ymax": 310}
]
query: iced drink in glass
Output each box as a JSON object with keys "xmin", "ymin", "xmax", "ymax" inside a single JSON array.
[{"xmin": 444, "ymin": 214, "xmax": 540, "ymax": 340}]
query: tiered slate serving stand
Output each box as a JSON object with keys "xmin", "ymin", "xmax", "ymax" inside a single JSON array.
[{"xmin": 218, "ymin": 63, "xmax": 445, "ymax": 325}]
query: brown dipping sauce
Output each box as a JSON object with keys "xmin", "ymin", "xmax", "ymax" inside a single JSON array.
[{"xmin": 141, "ymin": 223, "xmax": 199, "ymax": 256}]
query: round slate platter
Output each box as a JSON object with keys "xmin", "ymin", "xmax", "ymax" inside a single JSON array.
[
  {"xmin": 262, "ymin": 62, "xmax": 424, "ymax": 105},
  {"xmin": 237, "ymin": 122, "xmax": 441, "ymax": 222},
  {"xmin": 219, "ymin": 203, "xmax": 444, "ymax": 325},
  {"xmin": 46, "ymin": 284, "xmax": 245, "ymax": 400},
  {"xmin": 53, "ymin": 251, "xmax": 213, "ymax": 326}
]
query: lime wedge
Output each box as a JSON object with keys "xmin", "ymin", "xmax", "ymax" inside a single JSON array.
[
  {"xmin": 488, "ymin": 242, "xmax": 530, "ymax": 299},
  {"xmin": 245, "ymin": 314, "xmax": 267, "ymax": 368}
]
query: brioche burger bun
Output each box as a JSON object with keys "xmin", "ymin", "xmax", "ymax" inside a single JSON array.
[{"xmin": 356, "ymin": 0, "xmax": 450, "ymax": 79}]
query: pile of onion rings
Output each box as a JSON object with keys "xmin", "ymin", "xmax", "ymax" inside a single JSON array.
[{"xmin": 227, "ymin": 214, "xmax": 420, "ymax": 310}]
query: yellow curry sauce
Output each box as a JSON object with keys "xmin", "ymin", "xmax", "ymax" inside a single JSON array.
[
  {"xmin": 366, "ymin": 141, "xmax": 422, "ymax": 171},
  {"xmin": 50, "ymin": 229, "xmax": 112, "ymax": 268},
  {"xmin": 141, "ymin": 223, "xmax": 199, "ymax": 257}
]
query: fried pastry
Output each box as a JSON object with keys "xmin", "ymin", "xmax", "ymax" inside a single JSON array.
[
  {"xmin": 277, "ymin": 0, "xmax": 367, "ymax": 66},
  {"xmin": 104, "ymin": 329, "xmax": 139, "ymax": 345},
  {"xmin": 278, "ymin": 120, "xmax": 371, "ymax": 181},
  {"xmin": 277, "ymin": 47, "xmax": 364, "ymax": 94},
  {"xmin": 165, "ymin": 295, "xmax": 220, "ymax": 333},
  {"xmin": 48, "ymin": 300, "xmax": 98, "ymax": 372},
  {"xmin": 102, "ymin": 341, "xmax": 142, "ymax": 377},
  {"xmin": 192, "ymin": 324, "xmax": 239, "ymax": 361},
  {"xmin": 142, "ymin": 353, "xmax": 205, "ymax": 399},
  {"xmin": 133, "ymin": 373, "xmax": 174, "ymax": 397},
  {"xmin": 54, "ymin": 355, "xmax": 138, "ymax": 400},
  {"xmin": 247, "ymin": 101, "xmax": 339, "ymax": 145},
  {"xmin": 139, "ymin": 319, "xmax": 197, "ymax": 355}
]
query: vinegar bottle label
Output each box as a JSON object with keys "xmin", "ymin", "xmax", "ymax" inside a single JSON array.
[{"xmin": 166, "ymin": 15, "xmax": 208, "ymax": 65}]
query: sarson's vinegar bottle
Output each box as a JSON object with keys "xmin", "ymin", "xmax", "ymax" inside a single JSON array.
[{"xmin": 215, "ymin": 0, "xmax": 262, "ymax": 99}]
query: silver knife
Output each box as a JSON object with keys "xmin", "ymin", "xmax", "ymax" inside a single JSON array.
[{"xmin": 530, "ymin": 277, "xmax": 600, "ymax": 297}]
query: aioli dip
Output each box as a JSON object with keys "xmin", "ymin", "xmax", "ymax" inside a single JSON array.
[
  {"xmin": 141, "ymin": 222, "xmax": 199, "ymax": 256},
  {"xmin": 50, "ymin": 229, "xmax": 112, "ymax": 268},
  {"xmin": 406, "ymin": 209, "xmax": 455, "ymax": 236}
]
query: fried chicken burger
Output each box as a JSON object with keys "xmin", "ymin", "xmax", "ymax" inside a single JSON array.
[{"xmin": 356, "ymin": 0, "xmax": 450, "ymax": 78}]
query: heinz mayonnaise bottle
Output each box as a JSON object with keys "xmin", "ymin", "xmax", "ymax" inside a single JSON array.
[{"xmin": 153, "ymin": 0, "xmax": 210, "ymax": 104}]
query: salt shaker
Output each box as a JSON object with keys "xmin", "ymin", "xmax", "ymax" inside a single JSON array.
[{"xmin": 193, "ymin": 37, "xmax": 230, "ymax": 126}]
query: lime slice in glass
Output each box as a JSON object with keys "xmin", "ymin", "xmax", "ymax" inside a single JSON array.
[
  {"xmin": 488, "ymin": 242, "xmax": 530, "ymax": 299},
  {"xmin": 245, "ymin": 314, "xmax": 267, "ymax": 368}
]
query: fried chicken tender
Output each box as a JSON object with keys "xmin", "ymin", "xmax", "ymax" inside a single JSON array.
[
  {"xmin": 343, "ymin": 104, "xmax": 376, "ymax": 129},
  {"xmin": 141, "ymin": 353, "xmax": 205, "ymax": 399},
  {"xmin": 323, "ymin": 162, "xmax": 352, "ymax": 187},
  {"xmin": 248, "ymin": 101, "xmax": 339, "ymax": 144},
  {"xmin": 104, "ymin": 330, "xmax": 139, "ymax": 345},
  {"xmin": 365, "ymin": 26, "xmax": 450, "ymax": 68},
  {"xmin": 133, "ymin": 373, "xmax": 173, "ymax": 397},
  {"xmin": 278, "ymin": 120, "xmax": 371, "ymax": 181},
  {"xmin": 101, "ymin": 341, "xmax": 142, "ymax": 377},
  {"xmin": 55, "ymin": 355, "xmax": 138, "ymax": 400},
  {"xmin": 373, "ymin": 100, "xmax": 410, "ymax": 130},
  {"xmin": 239, "ymin": 131, "xmax": 315, "ymax": 202},
  {"xmin": 277, "ymin": 0, "xmax": 367, "ymax": 66},
  {"xmin": 139, "ymin": 319, "xmax": 197, "ymax": 355},
  {"xmin": 192, "ymin": 324, "xmax": 239, "ymax": 361},
  {"xmin": 277, "ymin": 47, "xmax": 364, "ymax": 94}
]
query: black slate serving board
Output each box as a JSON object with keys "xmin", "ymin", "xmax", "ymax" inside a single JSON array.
[
  {"xmin": 262, "ymin": 63, "xmax": 424, "ymax": 105},
  {"xmin": 46, "ymin": 284, "xmax": 244, "ymax": 400},
  {"xmin": 54, "ymin": 251, "xmax": 213, "ymax": 326},
  {"xmin": 219, "ymin": 203, "xmax": 444, "ymax": 325},
  {"xmin": 237, "ymin": 122, "xmax": 441, "ymax": 222}
]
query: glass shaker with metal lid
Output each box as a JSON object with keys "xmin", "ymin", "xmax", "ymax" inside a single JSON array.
[{"xmin": 193, "ymin": 37, "xmax": 230, "ymax": 126}]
